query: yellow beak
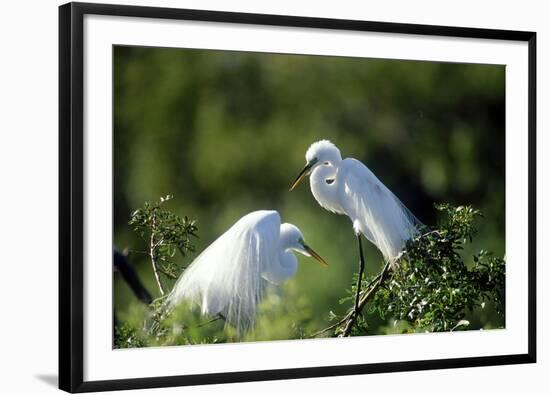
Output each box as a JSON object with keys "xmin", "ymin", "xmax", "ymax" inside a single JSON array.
[
  {"xmin": 303, "ymin": 244, "xmax": 328, "ymax": 267},
  {"xmin": 289, "ymin": 162, "xmax": 313, "ymax": 191}
]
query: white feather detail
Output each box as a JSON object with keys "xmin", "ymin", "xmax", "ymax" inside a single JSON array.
[
  {"xmin": 340, "ymin": 158, "xmax": 421, "ymax": 262},
  {"xmin": 166, "ymin": 210, "xmax": 280, "ymax": 334}
]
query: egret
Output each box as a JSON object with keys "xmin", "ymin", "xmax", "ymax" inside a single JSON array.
[
  {"xmin": 289, "ymin": 140, "xmax": 421, "ymax": 318},
  {"xmin": 166, "ymin": 210, "xmax": 327, "ymax": 334}
]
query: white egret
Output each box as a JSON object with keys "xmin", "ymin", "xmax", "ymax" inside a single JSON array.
[
  {"xmin": 166, "ymin": 210, "xmax": 327, "ymax": 334},
  {"xmin": 289, "ymin": 140, "xmax": 421, "ymax": 317}
]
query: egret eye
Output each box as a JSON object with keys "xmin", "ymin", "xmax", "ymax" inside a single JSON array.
[
  {"xmin": 326, "ymin": 178, "xmax": 335, "ymax": 185},
  {"xmin": 323, "ymin": 161, "xmax": 330, "ymax": 165}
]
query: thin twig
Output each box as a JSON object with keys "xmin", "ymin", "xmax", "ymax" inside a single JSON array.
[
  {"xmin": 157, "ymin": 265, "xmax": 178, "ymax": 279},
  {"xmin": 149, "ymin": 217, "xmax": 166, "ymax": 296},
  {"xmin": 310, "ymin": 318, "xmax": 348, "ymax": 338},
  {"xmin": 340, "ymin": 260, "xmax": 393, "ymax": 337},
  {"xmin": 310, "ymin": 273, "xmax": 383, "ymax": 338},
  {"xmin": 420, "ymin": 229, "xmax": 440, "ymax": 238},
  {"xmin": 196, "ymin": 315, "xmax": 223, "ymax": 328}
]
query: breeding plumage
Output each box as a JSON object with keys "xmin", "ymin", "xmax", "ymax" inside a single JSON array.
[
  {"xmin": 166, "ymin": 210, "xmax": 326, "ymax": 333},
  {"xmin": 290, "ymin": 140, "xmax": 421, "ymax": 316},
  {"xmin": 291, "ymin": 140, "xmax": 421, "ymax": 262}
]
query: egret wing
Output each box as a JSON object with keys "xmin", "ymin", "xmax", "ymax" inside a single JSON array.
[
  {"xmin": 340, "ymin": 158, "xmax": 421, "ymax": 262},
  {"xmin": 167, "ymin": 210, "xmax": 280, "ymax": 333}
]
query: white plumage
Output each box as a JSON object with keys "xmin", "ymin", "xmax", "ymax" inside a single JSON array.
[
  {"xmin": 291, "ymin": 140, "xmax": 421, "ymax": 263},
  {"xmin": 166, "ymin": 210, "xmax": 326, "ymax": 334}
]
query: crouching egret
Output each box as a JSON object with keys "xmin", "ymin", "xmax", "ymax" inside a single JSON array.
[
  {"xmin": 289, "ymin": 140, "xmax": 421, "ymax": 318},
  {"xmin": 166, "ymin": 210, "xmax": 327, "ymax": 334}
]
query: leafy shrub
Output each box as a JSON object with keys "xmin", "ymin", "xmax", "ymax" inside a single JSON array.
[
  {"xmin": 116, "ymin": 199, "xmax": 505, "ymax": 346},
  {"xmin": 324, "ymin": 203, "xmax": 505, "ymax": 336}
]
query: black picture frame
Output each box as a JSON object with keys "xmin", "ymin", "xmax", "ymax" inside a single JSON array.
[{"xmin": 59, "ymin": 2, "xmax": 537, "ymax": 393}]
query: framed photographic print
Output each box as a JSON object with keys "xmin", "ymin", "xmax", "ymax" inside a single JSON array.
[{"xmin": 59, "ymin": 2, "xmax": 536, "ymax": 392}]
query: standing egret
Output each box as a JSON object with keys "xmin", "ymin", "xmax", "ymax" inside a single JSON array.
[
  {"xmin": 289, "ymin": 140, "xmax": 421, "ymax": 318},
  {"xmin": 166, "ymin": 210, "xmax": 327, "ymax": 334}
]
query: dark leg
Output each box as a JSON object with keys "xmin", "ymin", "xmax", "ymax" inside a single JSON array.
[{"xmin": 353, "ymin": 234, "xmax": 366, "ymax": 319}]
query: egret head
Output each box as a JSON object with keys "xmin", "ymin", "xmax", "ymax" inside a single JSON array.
[
  {"xmin": 280, "ymin": 223, "xmax": 328, "ymax": 267},
  {"xmin": 290, "ymin": 140, "xmax": 342, "ymax": 191}
]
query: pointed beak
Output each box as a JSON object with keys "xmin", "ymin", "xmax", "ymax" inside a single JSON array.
[
  {"xmin": 302, "ymin": 243, "xmax": 328, "ymax": 267},
  {"xmin": 289, "ymin": 162, "xmax": 313, "ymax": 191}
]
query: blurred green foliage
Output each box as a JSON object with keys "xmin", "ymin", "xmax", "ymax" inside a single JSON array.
[{"xmin": 113, "ymin": 45, "xmax": 505, "ymax": 343}]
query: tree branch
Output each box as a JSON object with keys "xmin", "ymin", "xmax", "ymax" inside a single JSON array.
[
  {"xmin": 310, "ymin": 270, "xmax": 389, "ymax": 338},
  {"xmin": 339, "ymin": 260, "xmax": 393, "ymax": 337},
  {"xmin": 149, "ymin": 217, "xmax": 166, "ymax": 296}
]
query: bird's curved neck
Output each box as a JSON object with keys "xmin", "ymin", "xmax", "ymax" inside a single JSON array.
[
  {"xmin": 278, "ymin": 230, "xmax": 298, "ymax": 280},
  {"xmin": 279, "ymin": 249, "xmax": 298, "ymax": 273},
  {"xmin": 261, "ymin": 228, "xmax": 299, "ymax": 285},
  {"xmin": 310, "ymin": 163, "xmax": 343, "ymax": 214},
  {"xmin": 263, "ymin": 250, "xmax": 297, "ymax": 286}
]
